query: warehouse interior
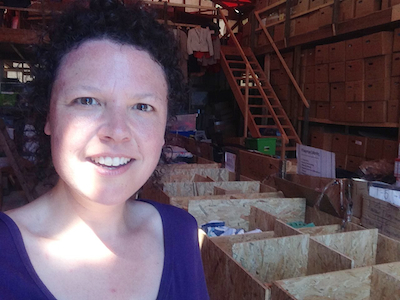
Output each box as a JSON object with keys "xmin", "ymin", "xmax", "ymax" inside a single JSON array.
[{"xmin": 1, "ymin": 0, "xmax": 400, "ymax": 298}]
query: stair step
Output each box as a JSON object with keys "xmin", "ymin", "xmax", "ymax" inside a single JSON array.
[
  {"xmin": 231, "ymin": 68, "xmax": 246, "ymax": 71},
  {"xmin": 252, "ymin": 115, "xmax": 270, "ymax": 118},
  {"xmin": 249, "ymin": 105, "xmax": 267, "ymax": 108},
  {"xmin": 227, "ymin": 60, "xmax": 258, "ymax": 64}
]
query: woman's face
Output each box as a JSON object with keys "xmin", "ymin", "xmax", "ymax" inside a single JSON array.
[{"xmin": 45, "ymin": 39, "xmax": 168, "ymax": 205}]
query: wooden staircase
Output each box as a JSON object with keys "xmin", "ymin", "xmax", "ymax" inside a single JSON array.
[{"xmin": 220, "ymin": 45, "xmax": 301, "ymax": 156}]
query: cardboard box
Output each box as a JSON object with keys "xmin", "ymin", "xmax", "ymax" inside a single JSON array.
[
  {"xmin": 273, "ymin": 23, "xmax": 285, "ymax": 42},
  {"xmin": 346, "ymin": 37, "xmax": 363, "ymax": 60},
  {"xmin": 328, "ymin": 41, "xmax": 346, "ymax": 63},
  {"xmin": 345, "ymin": 59, "xmax": 364, "ymax": 81},
  {"xmin": 392, "ymin": 52, "xmax": 400, "ymax": 76},
  {"xmin": 315, "ymin": 44, "xmax": 329, "ymax": 64},
  {"xmin": 291, "ymin": 16, "xmax": 309, "ymax": 36},
  {"xmin": 346, "ymin": 80, "xmax": 364, "ymax": 102},
  {"xmin": 364, "ymin": 79, "xmax": 390, "ymax": 101},
  {"xmin": 348, "ymin": 135, "xmax": 367, "ymax": 157},
  {"xmin": 345, "ymin": 102, "xmax": 364, "ymax": 122},
  {"xmin": 303, "ymin": 83, "xmax": 315, "ymax": 101},
  {"xmin": 316, "ymin": 101, "xmax": 330, "ymax": 119},
  {"xmin": 270, "ymin": 69, "xmax": 290, "ymax": 85},
  {"xmin": 290, "ymin": 0, "xmax": 310, "ymax": 15},
  {"xmin": 366, "ymin": 137, "xmax": 383, "ymax": 159},
  {"xmin": 315, "ymin": 64, "xmax": 329, "ymax": 82},
  {"xmin": 270, "ymin": 54, "xmax": 281, "ymax": 70},
  {"xmin": 383, "ymin": 139, "xmax": 399, "ymax": 160},
  {"xmin": 390, "ymin": 76, "xmax": 400, "ymax": 100},
  {"xmin": 315, "ymin": 83, "xmax": 330, "ymax": 101},
  {"xmin": 308, "ymin": 11, "xmax": 320, "ymax": 32},
  {"xmin": 309, "ymin": 0, "xmax": 327, "ymax": 9},
  {"xmin": 364, "ymin": 55, "xmax": 392, "ymax": 79},
  {"xmin": 310, "ymin": 130, "xmax": 332, "ymax": 150},
  {"xmin": 301, "ymin": 48, "xmax": 316, "ymax": 66},
  {"xmin": 255, "ymin": 0, "xmax": 269, "ymax": 10},
  {"xmin": 387, "ymin": 101, "xmax": 399, "ymax": 123},
  {"xmin": 363, "ymin": 31, "xmax": 393, "ymax": 58},
  {"xmin": 274, "ymin": 84, "xmax": 291, "ymax": 101},
  {"xmin": 346, "ymin": 155, "xmax": 365, "ymax": 172},
  {"xmin": 393, "ymin": 28, "xmax": 400, "ymax": 52},
  {"xmin": 304, "ymin": 65, "xmax": 315, "ymax": 83},
  {"xmin": 309, "ymin": 100, "xmax": 317, "ymax": 118},
  {"xmin": 339, "ymin": 0, "xmax": 355, "ymax": 22},
  {"xmin": 331, "ymin": 133, "xmax": 349, "ymax": 154},
  {"xmin": 329, "ymin": 62, "xmax": 345, "ymax": 82},
  {"xmin": 355, "ymin": 0, "xmax": 381, "ymax": 18},
  {"xmin": 257, "ymin": 31, "xmax": 267, "ymax": 47},
  {"xmin": 363, "ymin": 101, "xmax": 388, "ymax": 123},
  {"xmin": 330, "ymin": 102, "xmax": 346, "ymax": 121},
  {"xmin": 330, "ymin": 82, "xmax": 345, "ymax": 102},
  {"xmin": 282, "ymin": 52, "xmax": 294, "ymax": 70},
  {"xmin": 335, "ymin": 152, "xmax": 347, "ymax": 169},
  {"xmin": 318, "ymin": 6, "xmax": 333, "ymax": 28}
]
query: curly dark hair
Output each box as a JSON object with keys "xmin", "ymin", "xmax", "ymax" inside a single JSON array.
[{"xmin": 27, "ymin": 0, "xmax": 186, "ymax": 176}]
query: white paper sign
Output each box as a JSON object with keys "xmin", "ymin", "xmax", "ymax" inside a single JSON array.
[
  {"xmin": 296, "ymin": 144, "xmax": 335, "ymax": 178},
  {"xmin": 224, "ymin": 152, "xmax": 236, "ymax": 173}
]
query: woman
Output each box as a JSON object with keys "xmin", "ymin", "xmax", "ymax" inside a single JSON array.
[{"xmin": 0, "ymin": 0, "xmax": 209, "ymax": 299}]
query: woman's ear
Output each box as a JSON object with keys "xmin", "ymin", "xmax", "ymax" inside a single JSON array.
[{"xmin": 44, "ymin": 116, "xmax": 51, "ymax": 136}]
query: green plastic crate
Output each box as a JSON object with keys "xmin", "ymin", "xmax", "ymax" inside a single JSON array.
[{"xmin": 245, "ymin": 138, "xmax": 277, "ymax": 155}]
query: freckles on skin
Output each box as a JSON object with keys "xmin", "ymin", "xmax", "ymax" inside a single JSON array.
[{"xmin": 45, "ymin": 40, "xmax": 169, "ymax": 204}]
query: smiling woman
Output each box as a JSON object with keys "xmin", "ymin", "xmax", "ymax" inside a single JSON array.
[{"xmin": 0, "ymin": 1, "xmax": 209, "ymax": 299}]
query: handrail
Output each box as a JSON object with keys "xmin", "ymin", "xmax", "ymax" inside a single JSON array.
[
  {"xmin": 219, "ymin": 9, "xmax": 289, "ymax": 144},
  {"xmin": 254, "ymin": 11, "xmax": 310, "ymax": 109}
]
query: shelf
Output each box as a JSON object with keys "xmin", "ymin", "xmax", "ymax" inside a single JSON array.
[
  {"xmin": 254, "ymin": 5, "xmax": 400, "ymax": 55},
  {"xmin": 298, "ymin": 117, "xmax": 400, "ymax": 128},
  {"xmin": 255, "ymin": 1, "xmax": 334, "ymax": 31}
]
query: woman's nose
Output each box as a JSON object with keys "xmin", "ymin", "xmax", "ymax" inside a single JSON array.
[{"xmin": 98, "ymin": 107, "xmax": 132, "ymax": 143}]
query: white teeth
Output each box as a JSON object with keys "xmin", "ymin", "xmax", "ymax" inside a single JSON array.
[
  {"xmin": 91, "ymin": 156, "xmax": 131, "ymax": 167},
  {"xmin": 104, "ymin": 157, "xmax": 113, "ymax": 166}
]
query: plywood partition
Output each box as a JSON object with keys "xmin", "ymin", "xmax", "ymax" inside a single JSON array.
[
  {"xmin": 211, "ymin": 231, "xmax": 276, "ymax": 254},
  {"xmin": 274, "ymin": 219, "xmax": 303, "ymax": 237},
  {"xmin": 163, "ymin": 181, "xmax": 262, "ymax": 197},
  {"xmin": 159, "ymin": 167, "xmax": 235, "ymax": 182},
  {"xmin": 170, "ymin": 192, "xmax": 284, "ymax": 210},
  {"xmin": 232, "ymin": 235, "xmax": 309, "ymax": 283},
  {"xmin": 201, "ymin": 237, "xmax": 268, "ymax": 300},
  {"xmin": 371, "ymin": 263, "xmax": 400, "ymax": 300},
  {"xmin": 272, "ymin": 263, "xmax": 400, "ymax": 300},
  {"xmin": 311, "ymin": 229, "xmax": 378, "ymax": 268},
  {"xmin": 271, "ymin": 267, "xmax": 372, "ymax": 300},
  {"xmin": 307, "ymin": 239, "xmax": 355, "ymax": 275},
  {"xmin": 189, "ymin": 198, "xmax": 306, "ymax": 230},
  {"xmin": 376, "ymin": 234, "xmax": 400, "ymax": 264}
]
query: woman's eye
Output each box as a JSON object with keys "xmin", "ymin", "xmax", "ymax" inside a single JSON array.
[
  {"xmin": 133, "ymin": 103, "xmax": 153, "ymax": 112},
  {"xmin": 75, "ymin": 97, "xmax": 99, "ymax": 106}
]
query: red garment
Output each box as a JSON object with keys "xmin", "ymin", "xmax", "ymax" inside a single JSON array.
[{"xmin": 193, "ymin": 51, "xmax": 211, "ymax": 59}]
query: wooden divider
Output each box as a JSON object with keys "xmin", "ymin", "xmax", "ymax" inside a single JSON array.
[
  {"xmin": 272, "ymin": 267, "xmax": 372, "ymax": 300},
  {"xmin": 273, "ymin": 262, "xmax": 400, "ymax": 300},
  {"xmin": 170, "ymin": 192, "xmax": 283, "ymax": 210},
  {"xmin": 311, "ymin": 229, "xmax": 378, "ymax": 268},
  {"xmin": 163, "ymin": 181, "xmax": 264, "ymax": 197},
  {"xmin": 232, "ymin": 235, "xmax": 310, "ymax": 283},
  {"xmin": 201, "ymin": 237, "xmax": 268, "ymax": 300},
  {"xmin": 158, "ymin": 167, "xmax": 235, "ymax": 182},
  {"xmin": 188, "ymin": 198, "xmax": 305, "ymax": 230}
]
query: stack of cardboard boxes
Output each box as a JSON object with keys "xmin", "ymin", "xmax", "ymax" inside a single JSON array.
[
  {"xmin": 300, "ymin": 30, "xmax": 399, "ymax": 124},
  {"xmin": 253, "ymin": 0, "xmax": 386, "ymax": 47}
]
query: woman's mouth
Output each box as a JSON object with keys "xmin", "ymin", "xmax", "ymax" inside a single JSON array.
[{"xmin": 90, "ymin": 156, "xmax": 132, "ymax": 168}]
